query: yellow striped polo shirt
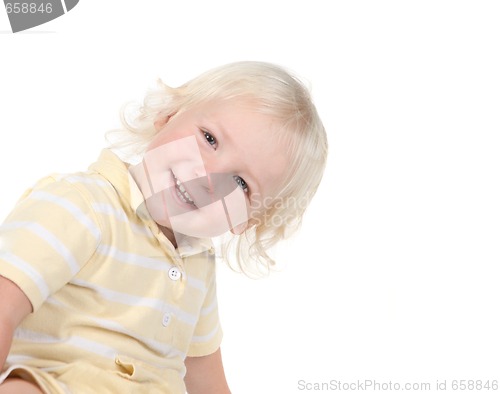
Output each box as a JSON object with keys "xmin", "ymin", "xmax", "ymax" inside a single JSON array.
[{"xmin": 0, "ymin": 149, "xmax": 222, "ymax": 393}]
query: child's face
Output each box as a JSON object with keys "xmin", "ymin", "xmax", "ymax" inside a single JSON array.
[{"xmin": 129, "ymin": 99, "xmax": 288, "ymax": 242}]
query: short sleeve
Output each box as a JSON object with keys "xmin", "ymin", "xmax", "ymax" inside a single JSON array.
[
  {"xmin": 186, "ymin": 264, "xmax": 223, "ymax": 357},
  {"xmin": 0, "ymin": 175, "xmax": 102, "ymax": 311}
]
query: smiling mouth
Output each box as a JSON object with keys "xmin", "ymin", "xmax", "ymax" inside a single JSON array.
[{"xmin": 172, "ymin": 172, "xmax": 196, "ymax": 206}]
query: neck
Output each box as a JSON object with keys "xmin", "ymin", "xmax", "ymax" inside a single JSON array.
[{"xmin": 159, "ymin": 225, "xmax": 177, "ymax": 248}]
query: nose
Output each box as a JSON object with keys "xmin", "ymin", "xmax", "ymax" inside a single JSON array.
[
  {"xmin": 193, "ymin": 161, "xmax": 206, "ymax": 178},
  {"xmin": 182, "ymin": 173, "xmax": 239, "ymax": 208},
  {"xmin": 207, "ymin": 173, "xmax": 239, "ymax": 200}
]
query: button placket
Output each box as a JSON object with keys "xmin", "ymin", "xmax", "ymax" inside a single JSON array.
[
  {"xmin": 162, "ymin": 313, "xmax": 171, "ymax": 327},
  {"xmin": 168, "ymin": 264, "xmax": 186, "ymax": 300}
]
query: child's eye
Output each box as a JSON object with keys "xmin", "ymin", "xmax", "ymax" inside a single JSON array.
[
  {"xmin": 233, "ymin": 176, "xmax": 249, "ymax": 193},
  {"xmin": 202, "ymin": 130, "xmax": 217, "ymax": 149}
]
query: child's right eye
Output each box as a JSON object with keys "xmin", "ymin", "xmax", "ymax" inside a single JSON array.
[{"xmin": 202, "ymin": 130, "xmax": 218, "ymax": 150}]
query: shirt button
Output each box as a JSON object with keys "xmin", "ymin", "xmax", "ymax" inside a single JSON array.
[
  {"xmin": 162, "ymin": 313, "xmax": 171, "ymax": 327},
  {"xmin": 168, "ymin": 267, "xmax": 181, "ymax": 281}
]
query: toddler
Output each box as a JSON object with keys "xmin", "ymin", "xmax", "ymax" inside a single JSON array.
[{"xmin": 0, "ymin": 61, "xmax": 328, "ymax": 393}]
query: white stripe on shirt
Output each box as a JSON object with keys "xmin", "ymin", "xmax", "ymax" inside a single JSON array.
[
  {"xmin": 63, "ymin": 175, "xmax": 110, "ymax": 188},
  {"xmin": 0, "ymin": 251, "xmax": 50, "ymax": 299},
  {"xmin": 14, "ymin": 327, "xmax": 118, "ymax": 360},
  {"xmin": 92, "ymin": 203, "xmax": 151, "ymax": 236},
  {"xmin": 190, "ymin": 324, "xmax": 220, "ymax": 344},
  {"xmin": 30, "ymin": 190, "xmax": 101, "ymax": 241},
  {"xmin": 70, "ymin": 278, "xmax": 198, "ymax": 326},
  {"xmin": 1, "ymin": 222, "xmax": 80, "ymax": 275},
  {"xmin": 96, "ymin": 244, "xmax": 172, "ymax": 272}
]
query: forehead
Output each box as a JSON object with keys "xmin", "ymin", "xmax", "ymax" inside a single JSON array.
[{"xmin": 194, "ymin": 99, "xmax": 289, "ymax": 198}]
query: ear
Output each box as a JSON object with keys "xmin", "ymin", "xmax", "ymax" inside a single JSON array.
[
  {"xmin": 153, "ymin": 113, "xmax": 174, "ymax": 131},
  {"xmin": 230, "ymin": 221, "xmax": 247, "ymax": 235}
]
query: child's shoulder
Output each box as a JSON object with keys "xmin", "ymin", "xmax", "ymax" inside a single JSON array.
[
  {"xmin": 22, "ymin": 170, "xmax": 114, "ymax": 205},
  {"xmin": 10, "ymin": 168, "xmax": 117, "ymax": 234}
]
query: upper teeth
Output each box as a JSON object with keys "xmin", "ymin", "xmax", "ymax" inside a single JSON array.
[{"xmin": 175, "ymin": 177, "xmax": 195, "ymax": 205}]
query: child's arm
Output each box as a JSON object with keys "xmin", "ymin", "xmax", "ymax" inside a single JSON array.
[
  {"xmin": 184, "ymin": 347, "xmax": 231, "ymax": 394},
  {"xmin": 0, "ymin": 275, "xmax": 32, "ymax": 370}
]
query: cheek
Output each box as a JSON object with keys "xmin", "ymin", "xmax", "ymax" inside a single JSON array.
[
  {"xmin": 144, "ymin": 135, "xmax": 206, "ymax": 183},
  {"xmin": 221, "ymin": 188, "xmax": 249, "ymax": 228}
]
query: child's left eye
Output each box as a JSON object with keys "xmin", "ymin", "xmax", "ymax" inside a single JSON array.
[
  {"xmin": 233, "ymin": 176, "xmax": 249, "ymax": 193},
  {"xmin": 202, "ymin": 130, "xmax": 217, "ymax": 149}
]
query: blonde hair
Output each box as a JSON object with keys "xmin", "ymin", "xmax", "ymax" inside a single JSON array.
[{"xmin": 108, "ymin": 61, "xmax": 328, "ymax": 275}]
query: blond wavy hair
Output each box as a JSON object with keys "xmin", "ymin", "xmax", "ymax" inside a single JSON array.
[{"xmin": 108, "ymin": 61, "xmax": 328, "ymax": 275}]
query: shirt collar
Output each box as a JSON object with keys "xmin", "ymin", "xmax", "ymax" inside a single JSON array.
[{"xmin": 89, "ymin": 149, "xmax": 213, "ymax": 258}]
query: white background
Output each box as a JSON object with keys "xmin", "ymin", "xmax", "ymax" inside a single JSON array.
[{"xmin": 1, "ymin": 1, "xmax": 499, "ymax": 393}]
